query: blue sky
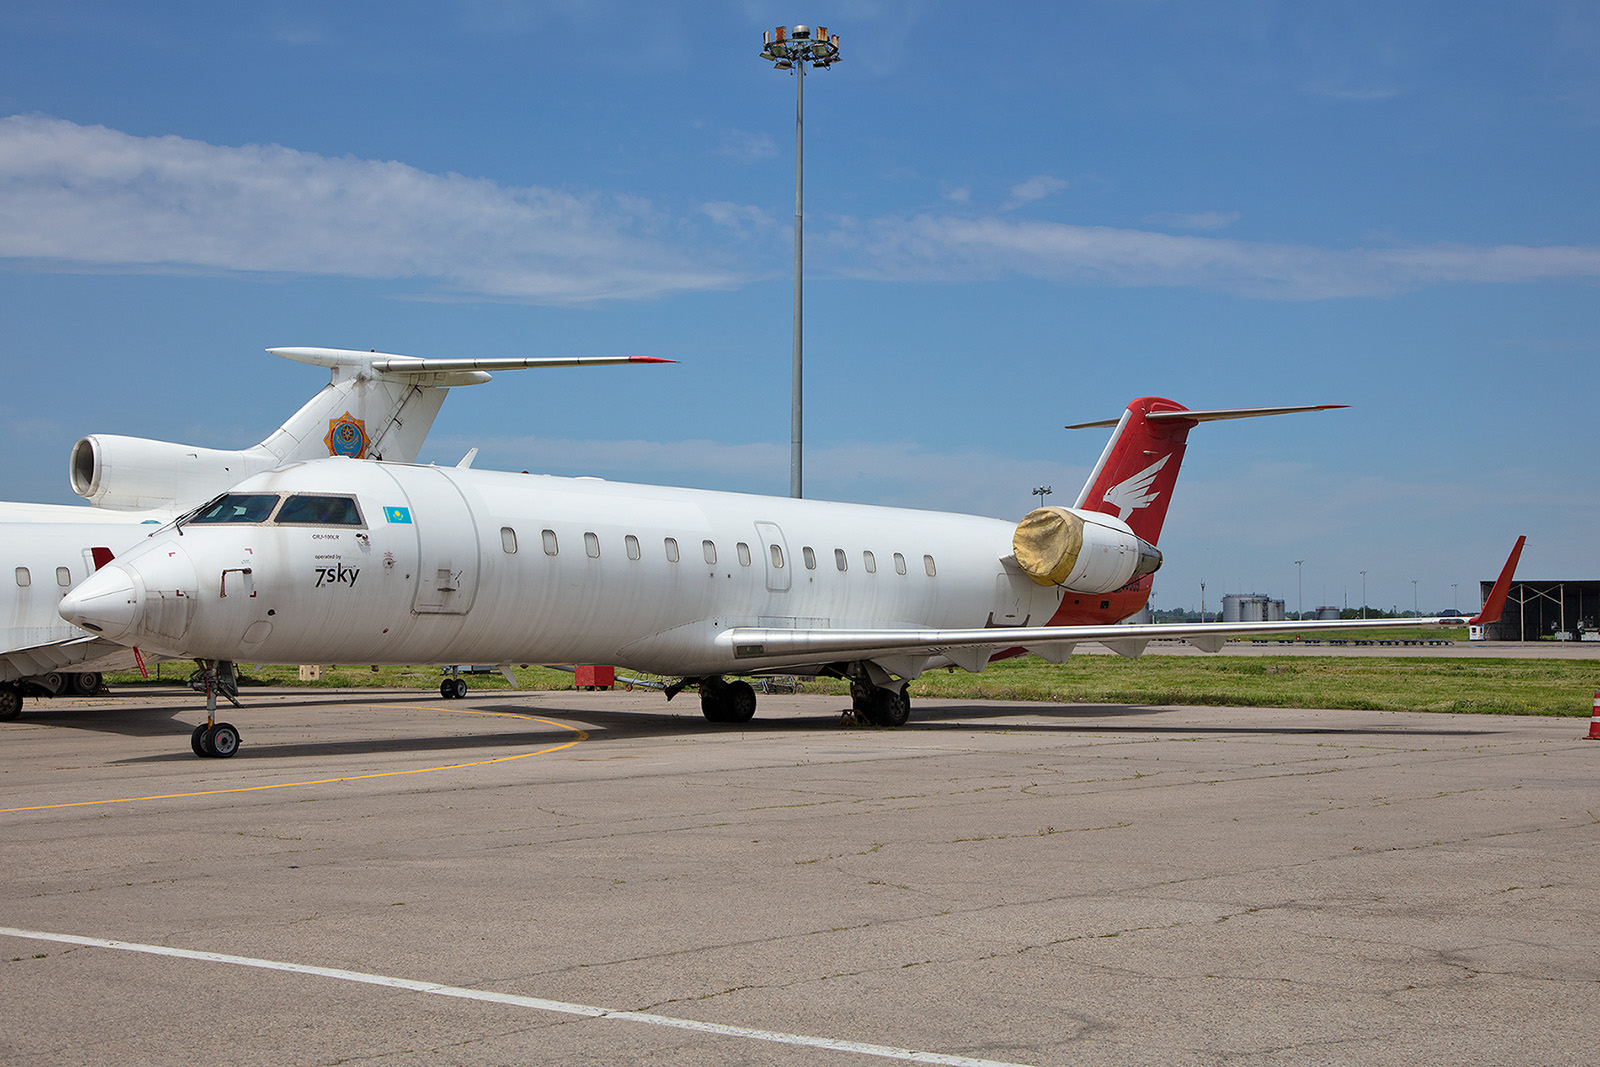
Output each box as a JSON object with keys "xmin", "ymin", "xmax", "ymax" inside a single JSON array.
[{"xmin": 2, "ymin": 1, "xmax": 1596, "ymax": 616}]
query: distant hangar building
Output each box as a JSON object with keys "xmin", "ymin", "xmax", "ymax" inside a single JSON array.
[{"xmin": 1475, "ymin": 579, "xmax": 1600, "ymax": 642}]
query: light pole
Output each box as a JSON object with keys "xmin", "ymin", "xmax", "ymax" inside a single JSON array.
[
  {"xmin": 1411, "ymin": 579, "xmax": 1419, "ymax": 617},
  {"xmin": 1360, "ymin": 571, "xmax": 1367, "ymax": 620},
  {"xmin": 1295, "ymin": 559, "xmax": 1305, "ymax": 620},
  {"xmin": 1032, "ymin": 485, "xmax": 1052, "ymax": 506},
  {"xmin": 759, "ymin": 24, "xmax": 841, "ymax": 499}
]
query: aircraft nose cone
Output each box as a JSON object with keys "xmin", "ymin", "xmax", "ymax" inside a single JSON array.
[{"xmin": 59, "ymin": 564, "xmax": 140, "ymax": 641}]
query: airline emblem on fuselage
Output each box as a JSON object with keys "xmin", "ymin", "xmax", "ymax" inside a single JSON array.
[
  {"xmin": 1102, "ymin": 454, "xmax": 1170, "ymax": 520},
  {"xmin": 325, "ymin": 412, "xmax": 368, "ymax": 458}
]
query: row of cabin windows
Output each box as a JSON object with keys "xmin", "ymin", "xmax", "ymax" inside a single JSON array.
[
  {"xmin": 15, "ymin": 567, "xmax": 74, "ymax": 588},
  {"xmin": 498, "ymin": 527, "xmax": 937, "ymax": 577}
]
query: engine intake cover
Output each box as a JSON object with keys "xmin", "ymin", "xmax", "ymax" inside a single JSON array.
[{"xmin": 1012, "ymin": 506, "xmax": 1162, "ymax": 594}]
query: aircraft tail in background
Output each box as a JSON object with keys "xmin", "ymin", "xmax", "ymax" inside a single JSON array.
[{"xmin": 69, "ymin": 348, "xmax": 670, "ymax": 512}]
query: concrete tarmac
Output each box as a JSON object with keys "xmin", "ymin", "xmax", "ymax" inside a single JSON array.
[{"xmin": 2, "ymin": 686, "xmax": 1597, "ymax": 1066}]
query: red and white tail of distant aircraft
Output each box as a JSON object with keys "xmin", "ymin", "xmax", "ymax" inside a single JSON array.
[
  {"xmin": 0, "ymin": 348, "xmax": 669, "ymax": 716},
  {"xmin": 56, "ymin": 394, "xmax": 1525, "ymax": 757}
]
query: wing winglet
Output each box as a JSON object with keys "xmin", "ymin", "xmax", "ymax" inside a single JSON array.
[{"xmin": 1469, "ymin": 536, "xmax": 1525, "ymax": 625}]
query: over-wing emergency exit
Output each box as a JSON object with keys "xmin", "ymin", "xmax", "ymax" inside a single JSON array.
[
  {"xmin": 56, "ymin": 396, "xmax": 1524, "ymax": 756},
  {"xmin": 0, "ymin": 347, "xmax": 669, "ymax": 718}
]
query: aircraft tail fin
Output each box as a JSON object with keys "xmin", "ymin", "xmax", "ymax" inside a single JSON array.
[
  {"xmin": 70, "ymin": 348, "xmax": 669, "ymax": 511},
  {"xmin": 259, "ymin": 347, "xmax": 672, "ymax": 466},
  {"xmin": 1470, "ymin": 536, "xmax": 1525, "ymax": 625},
  {"xmin": 1068, "ymin": 400, "xmax": 1347, "ymax": 546}
]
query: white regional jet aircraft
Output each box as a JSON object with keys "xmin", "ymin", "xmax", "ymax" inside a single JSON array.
[
  {"xmin": 0, "ymin": 347, "xmax": 668, "ymax": 719},
  {"xmin": 56, "ymin": 396, "xmax": 1524, "ymax": 758}
]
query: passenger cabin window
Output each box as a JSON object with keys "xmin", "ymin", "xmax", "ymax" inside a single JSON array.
[
  {"xmin": 542, "ymin": 529, "xmax": 559, "ymax": 556},
  {"xmin": 803, "ymin": 546, "xmax": 816, "ymax": 570},
  {"xmin": 15, "ymin": 567, "xmax": 30, "ymax": 588},
  {"xmin": 189, "ymin": 493, "xmax": 279, "ymax": 524},
  {"xmin": 894, "ymin": 552, "xmax": 907, "ymax": 575},
  {"xmin": 625, "ymin": 535, "xmax": 641, "ymax": 560},
  {"xmin": 702, "ymin": 540, "xmax": 717, "ymax": 565},
  {"xmin": 584, "ymin": 532, "xmax": 601, "ymax": 558},
  {"xmin": 664, "ymin": 537, "xmax": 680, "ymax": 563},
  {"xmin": 863, "ymin": 550, "xmax": 877, "ymax": 574},
  {"xmin": 770, "ymin": 544, "xmax": 785, "ymax": 569},
  {"xmin": 501, "ymin": 527, "xmax": 518, "ymax": 554},
  {"xmin": 835, "ymin": 548, "xmax": 847, "ymax": 572},
  {"xmin": 737, "ymin": 542, "xmax": 751, "ymax": 567},
  {"xmin": 56, "ymin": 567, "xmax": 71, "ymax": 587},
  {"xmin": 924, "ymin": 554, "xmax": 937, "ymax": 577},
  {"xmin": 276, "ymin": 494, "xmax": 363, "ymax": 526}
]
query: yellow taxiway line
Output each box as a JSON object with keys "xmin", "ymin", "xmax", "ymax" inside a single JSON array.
[{"xmin": 0, "ymin": 704, "xmax": 588, "ymax": 814}]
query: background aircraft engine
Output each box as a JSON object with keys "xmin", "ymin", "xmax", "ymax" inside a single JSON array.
[
  {"xmin": 70, "ymin": 435, "xmax": 275, "ymax": 511},
  {"xmin": 1012, "ymin": 505, "xmax": 1162, "ymax": 594}
]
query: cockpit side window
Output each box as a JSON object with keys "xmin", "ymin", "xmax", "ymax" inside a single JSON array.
[
  {"xmin": 276, "ymin": 495, "xmax": 364, "ymax": 526},
  {"xmin": 188, "ymin": 493, "xmax": 281, "ymax": 524}
]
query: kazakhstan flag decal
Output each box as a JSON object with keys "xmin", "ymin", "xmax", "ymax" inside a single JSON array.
[{"xmin": 384, "ymin": 506, "xmax": 412, "ymax": 524}]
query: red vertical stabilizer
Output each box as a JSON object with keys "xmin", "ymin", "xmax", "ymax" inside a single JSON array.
[{"xmin": 1071, "ymin": 397, "xmax": 1197, "ymax": 546}]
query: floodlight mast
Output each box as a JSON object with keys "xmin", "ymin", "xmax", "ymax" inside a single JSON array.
[{"xmin": 760, "ymin": 24, "xmax": 841, "ymax": 498}]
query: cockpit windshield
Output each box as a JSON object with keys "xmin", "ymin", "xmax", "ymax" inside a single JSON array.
[
  {"xmin": 181, "ymin": 492, "xmax": 365, "ymax": 527},
  {"xmin": 276, "ymin": 494, "xmax": 364, "ymax": 526},
  {"xmin": 187, "ymin": 493, "xmax": 282, "ymax": 524}
]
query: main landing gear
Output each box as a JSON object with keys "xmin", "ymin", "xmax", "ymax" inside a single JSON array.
[
  {"xmin": 188, "ymin": 659, "xmax": 242, "ymax": 758},
  {"xmin": 699, "ymin": 676, "xmax": 757, "ymax": 723},
  {"xmin": 851, "ymin": 680, "xmax": 912, "ymax": 728},
  {"xmin": 670, "ymin": 670, "xmax": 914, "ymax": 728}
]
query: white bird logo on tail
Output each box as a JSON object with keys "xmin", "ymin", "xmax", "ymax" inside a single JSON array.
[{"xmin": 1103, "ymin": 454, "xmax": 1170, "ymax": 520}]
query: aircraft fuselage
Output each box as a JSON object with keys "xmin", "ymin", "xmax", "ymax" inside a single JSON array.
[{"xmin": 62, "ymin": 457, "xmax": 1142, "ymax": 678}]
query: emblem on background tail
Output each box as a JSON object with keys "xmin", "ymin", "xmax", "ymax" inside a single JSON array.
[
  {"xmin": 325, "ymin": 412, "xmax": 368, "ymax": 458},
  {"xmin": 1102, "ymin": 454, "xmax": 1170, "ymax": 520}
]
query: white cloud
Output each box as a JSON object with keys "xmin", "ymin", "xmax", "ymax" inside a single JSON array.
[
  {"xmin": 1003, "ymin": 175, "xmax": 1069, "ymax": 209},
  {"xmin": 821, "ymin": 214, "xmax": 1600, "ymax": 299},
  {"xmin": 0, "ymin": 115, "xmax": 742, "ymax": 304},
  {"xmin": 1144, "ymin": 210, "xmax": 1242, "ymax": 231},
  {"xmin": 716, "ymin": 127, "xmax": 779, "ymax": 162},
  {"xmin": 6, "ymin": 115, "xmax": 1600, "ymax": 304},
  {"xmin": 700, "ymin": 200, "xmax": 779, "ymax": 239}
]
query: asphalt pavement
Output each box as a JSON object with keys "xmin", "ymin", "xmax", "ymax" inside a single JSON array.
[{"xmin": 3, "ymin": 686, "xmax": 1596, "ymax": 1066}]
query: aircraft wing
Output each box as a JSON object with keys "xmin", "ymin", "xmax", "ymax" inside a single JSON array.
[
  {"xmin": 716, "ymin": 613, "xmax": 1464, "ymax": 671},
  {"xmin": 717, "ymin": 537, "xmax": 1525, "ymax": 674},
  {"xmin": 0, "ymin": 634, "xmax": 148, "ymax": 684}
]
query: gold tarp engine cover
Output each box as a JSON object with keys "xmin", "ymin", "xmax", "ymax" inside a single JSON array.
[{"xmin": 1012, "ymin": 506, "xmax": 1086, "ymax": 587}]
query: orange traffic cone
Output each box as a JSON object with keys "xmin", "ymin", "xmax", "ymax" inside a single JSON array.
[{"xmin": 1588, "ymin": 691, "xmax": 1600, "ymax": 740}]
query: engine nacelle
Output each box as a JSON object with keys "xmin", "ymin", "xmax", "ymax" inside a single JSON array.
[
  {"xmin": 70, "ymin": 435, "xmax": 280, "ymax": 512},
  {"xmin": 1012, "ymin": 506, "xmax": 1163, "ymax": 594}
]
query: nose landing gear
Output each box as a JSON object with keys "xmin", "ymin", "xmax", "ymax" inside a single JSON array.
[{"xmin": 188, "ymin": 659, "xmax": 242, "ymax": 758}]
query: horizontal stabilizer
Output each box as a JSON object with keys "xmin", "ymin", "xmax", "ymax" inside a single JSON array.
[
  {"xmin": 1066, "ymin": 404, "xmax": 1346, "ymax": 430},
  {"xmin": 270, "ymin": 347, "xmax": 671, "ymax": 382}
]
